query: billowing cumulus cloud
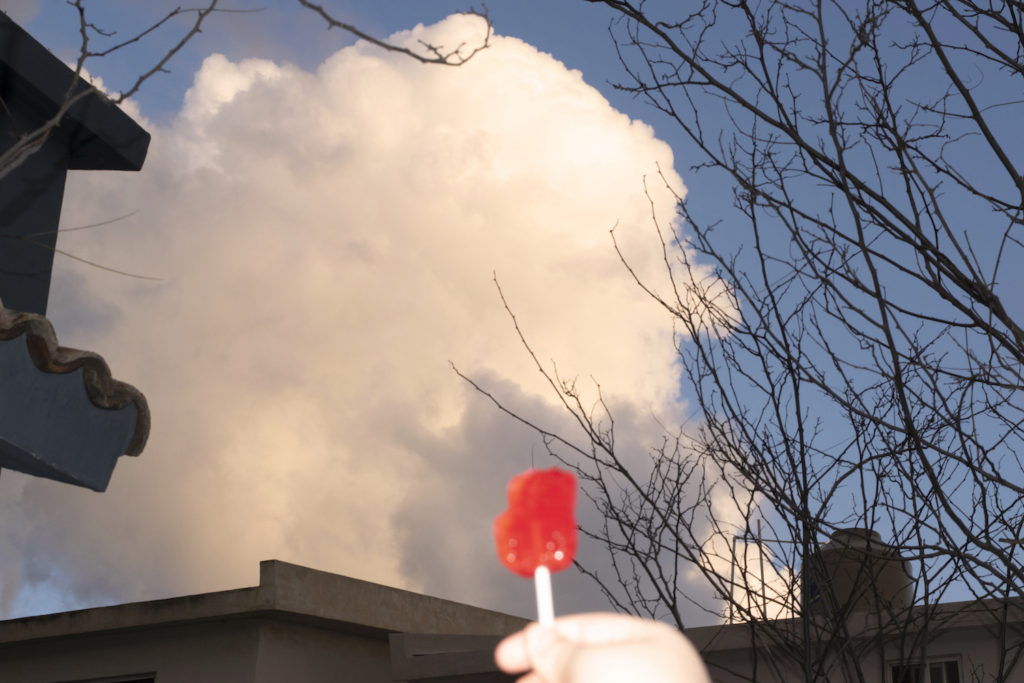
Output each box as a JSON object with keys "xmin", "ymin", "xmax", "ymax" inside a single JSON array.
[{"xmin": 0, "ymin": 15, "xmax": 709, "ymax": 619}]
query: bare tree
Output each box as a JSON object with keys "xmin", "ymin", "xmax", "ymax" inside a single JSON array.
[
  {"xmin": 461, "ymin": 1, "xmax": 1024, "ymax": 681},
  {"xmin": 296, "ymin": 1, "xmax": 492, "ymax": 66},
  {"xmin": 0, "ymin": 2, "xmax": 490, "ymax": 283},
  {"xmin": 1, "ymin": 0, "xmax": 492, "ymax": 182}
]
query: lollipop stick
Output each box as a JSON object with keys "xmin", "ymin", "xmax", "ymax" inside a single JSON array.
[{"xmin": 534, "ymin": 565, "xmax": 554, "ymax": 627}]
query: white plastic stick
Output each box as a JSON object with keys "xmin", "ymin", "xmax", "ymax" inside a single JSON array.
[{"xmin": 534, "ymin": 565, "xmax": 554, "ymax": 627}]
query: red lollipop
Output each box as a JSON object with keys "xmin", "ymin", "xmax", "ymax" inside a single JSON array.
[{"xmin": 494, "ymin": 467, "xmax": 577, "ymax": 624}]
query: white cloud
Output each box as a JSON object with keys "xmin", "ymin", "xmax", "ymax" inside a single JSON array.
[{"xmin": 0, "ymin": 14, "xmax": 710, "ymax": 620}]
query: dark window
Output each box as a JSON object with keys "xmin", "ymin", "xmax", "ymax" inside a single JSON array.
[
  {"xmin": 892, "ymin": 660, "xmax": 960, "ymax": 683},
  {"xmin": 53, "ymin": 676, "xmax": 155, "ymax": 683}
]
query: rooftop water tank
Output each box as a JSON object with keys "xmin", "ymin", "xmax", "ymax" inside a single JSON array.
[{"xmin": 803, "ymin": 528, "xmax": 914, "ymax": 616}]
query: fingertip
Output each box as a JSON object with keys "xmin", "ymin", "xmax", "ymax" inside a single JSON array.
[
  {"xmin": 495, "ymin": 630, "xmax": 529, "ymax": 673},
  {"xmin": 497, "ymin": 623, "xmax": 561, "ymax": 675},
  {"xmin": 523, "ymin": 623, "xmax": 568, "ymax": 679}
]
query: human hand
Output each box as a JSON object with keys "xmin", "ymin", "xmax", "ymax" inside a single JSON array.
[{"xmin": 494, "ymin": 612, "xmax": 711, "ymax": 683}]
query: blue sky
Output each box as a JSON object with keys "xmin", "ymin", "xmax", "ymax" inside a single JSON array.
[{"xmin": 19, "ymin": 2, "xmax": 636, "ymax": 125}]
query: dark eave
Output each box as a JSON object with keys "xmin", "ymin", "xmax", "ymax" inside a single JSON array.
[{"xmin": 0, "ymin": 10, "xmax": 150, "ymax": 170}]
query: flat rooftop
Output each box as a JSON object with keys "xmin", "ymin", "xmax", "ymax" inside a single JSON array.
[{"xmin": 0, "ymin": 559, "xmax": 529, "ymax": 646}]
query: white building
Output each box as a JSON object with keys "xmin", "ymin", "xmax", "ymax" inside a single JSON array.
[
  {"xmin": 689, "ymin": 528, "xmax": 1024, "ymax": 682},
  {"xmin": 689, "ymin": 598, "xmax": 1024, "ymax": 682}
]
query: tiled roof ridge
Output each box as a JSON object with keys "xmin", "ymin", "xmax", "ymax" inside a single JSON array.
[{"xmin": 0, "ymin": 302, "xmax": 149, "ymax": 456}]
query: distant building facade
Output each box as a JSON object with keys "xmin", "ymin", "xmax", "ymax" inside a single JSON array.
[
  {"xmin": 687, "ymin": 528, "xmax": 1024, "ymax": 682},
  {"xmin": 690, "ymin": 598, "xmax": 1024, "ymax": 682}
]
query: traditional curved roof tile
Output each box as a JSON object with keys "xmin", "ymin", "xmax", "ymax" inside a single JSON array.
[{"xmin": 0, "ymin": 301, "xmax": 149, "ymax": 491}]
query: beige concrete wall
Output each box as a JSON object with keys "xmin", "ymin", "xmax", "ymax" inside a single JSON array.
[
  {"xmin": 699, "ymin": 623, "xmax": 1024, "ymax": 683},
  {"xmin": 0, "ymin": 619, "xmax": 260, "ymax": 683},
  {"xmin": 883, "ymin": 627, "xmax": 1024, "ymax": 683},
  {"xmin": 252, "ymin": 621, "xmax": 390, "ymax": 683},
  {"xmin": 701, "ymin": 646, "xmax": 891, "ymax": 683},
  {"xmin": 0, "ymin": 618, "xmax": 402, "ymax": 683},
  {"xmin": 702, "ymin": 647, "xmax": 809, "ymax": 683}
]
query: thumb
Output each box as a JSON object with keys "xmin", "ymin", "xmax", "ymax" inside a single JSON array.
[
  {"xmin": 523, "ymin": 624, "xmax": 573, "ymax": 679},
  {"xmin": 524, "ymin": 621, "xmax": 711, "ymax": 683}
]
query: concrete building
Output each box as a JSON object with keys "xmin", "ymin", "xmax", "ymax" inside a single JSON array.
[
  {"xmin": 0, "ymin": 560, "xmax": 528, "ymax": 682},
  {"xmin": 690, "ymin": 598, "xmax": 1024, "ymax": 682},
  {"xmin": 687, "ymin": 528, "xmax": 1024, "ymax": 682}
]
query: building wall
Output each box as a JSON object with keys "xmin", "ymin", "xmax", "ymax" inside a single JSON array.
[
  {"xmin": 252, "ymin": 620, "xmax": 390, "ymax": 683},
  {"xmin": 0, "ymin": 617, "xmax": 403, "ymax": 683},
  {"xmin": 883, "ymin": 626, "xmax": 1023, "ymax": 683},
  {"xmin": 698, "ymin": 621, "xmax": 1024, "ymax": 683},
  {"xmin": 0, "ymin": 619, "xmax": 261, "ymax": 683}
]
